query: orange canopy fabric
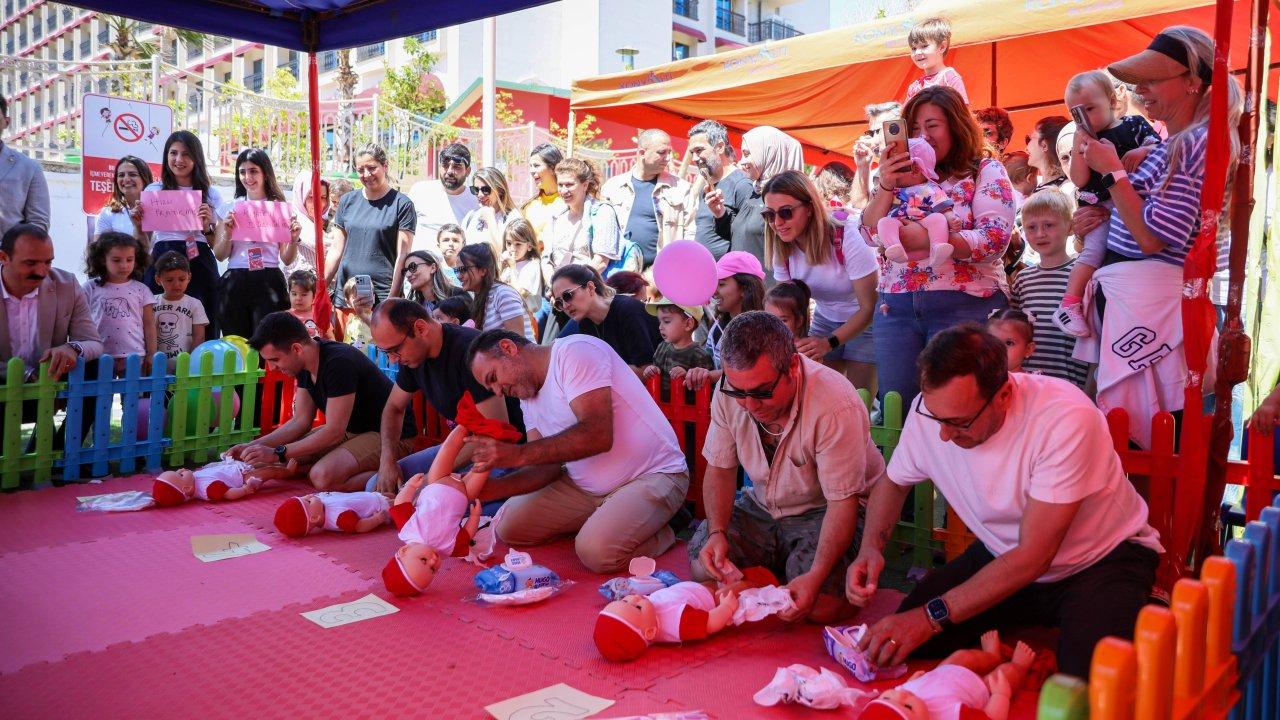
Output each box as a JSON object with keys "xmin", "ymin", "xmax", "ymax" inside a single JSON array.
[{"xmin": 572, "ymin": 0, "xmax": 1279, "ymax": 162}]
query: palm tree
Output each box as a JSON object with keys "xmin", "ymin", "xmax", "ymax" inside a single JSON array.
[
  {"xmin": 334, "ymin": 48, "xmax": 358, "ymax": 170},
  {"xmin": 101, "ymin": 16, "xmax": 204, "ymax": 98}
]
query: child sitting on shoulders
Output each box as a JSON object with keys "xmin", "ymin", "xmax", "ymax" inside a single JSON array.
[
  {"xmin": 382, "ymin": 393, "xmax": 521, "ymax": 597},
  {"xmin": 1053, "ymin": 69, "xmax": 1161, "ymax": 338},
  {"xmin": 83, "ymin": 232, "xmax": 156, "ymax": 374},
  {"xmin": 152, "ymin": 251, "xmax": 208, "ymax": 372},
  {"xmin": 641, "ymin": 301, "xmax": 714, "ymax": 385},
  {"xmin": 904, "ymin": 17, "xmax": 969, "ymax": 104},
  {"xmin": 287, "ymin": 269, "xmax": 334, "ymax": 339},
  {"xmin": 986, "ymin": 309, "xmax": 1036, "ymax": 374},
  {"xmin": 431, "ymin": 294, "xmax": 474, "ymax": 327},
  {"xmin": 1011, "ymin": 190, "xmax": 1090, "ymax": 388},
  {"xmin": 764, "ymin": 280, "xmax": 813, "ymax": 339}
]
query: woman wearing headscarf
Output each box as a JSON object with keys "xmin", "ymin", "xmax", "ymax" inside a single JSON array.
[
  {"xmin": 285, "ymin": 171, "xmax": 331, "ymax": 276},
  {"xmin": 706, "ymin": 125, "xmax": 804, "ymax": 272}
]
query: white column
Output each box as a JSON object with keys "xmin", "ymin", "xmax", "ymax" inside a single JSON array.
[{"xmin": 482, "ymin": 16, "xmax": 496, "ymax": 167}]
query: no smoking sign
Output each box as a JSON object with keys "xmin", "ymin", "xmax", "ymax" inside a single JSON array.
[{"xmin": 114, "ymin": 113, "xmax": 145, "ymax": 143}]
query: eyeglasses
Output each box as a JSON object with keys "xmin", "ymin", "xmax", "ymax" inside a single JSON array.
[
  {"xmin": 379, "ymin": 329, "xmax": 414, "ymax": 359},
  {"xmin": 469, "ymin": 185, "xmax": 493, "ymax": 197},
  {"xmin": 440, "ymin": 155, "xmax": 469, "ymax": 169},
  {"xmin": 719, "ymin": 368, "xmax": 786, "ymax": 401},
  {"xmin": 404, "ymin": 261, "xmax": 430, "ymax": 274},
  {"xmin": 553, "ymin": 284, "xmax": 588, "ymax": 310},
  {"xmin": 913, "ymin": 387, "xmax": 1001, "ymax": 430},
  {"xmin": 760, "ymin": 204, "xmax": 802, "ymax": 225}
]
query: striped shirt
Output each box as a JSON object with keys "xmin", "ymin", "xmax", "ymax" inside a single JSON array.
[
  {"xmin": 1011, "ymin": 259, "xmax": 1089, "ymax": 388},
  {"xmin": 1105, "ymin": 126, "xmax": 1208, "ymax": 265}
]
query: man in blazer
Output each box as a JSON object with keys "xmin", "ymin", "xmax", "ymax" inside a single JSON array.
[
  {"xmin": 0, "ymin": 98, "xmax": 51, "ymax": 235},
  {"xmin": 1, "ymin": 223, "xmax": 102, "ymax": 380}
]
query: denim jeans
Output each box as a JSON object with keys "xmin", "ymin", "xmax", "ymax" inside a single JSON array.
[
  {"xmin": 873, "ymin": 289, "xmax": 1009, "ymax": 404},
  {"xmin": 366, "ymin": 442, "xmax": 512, "ymax": 514}
]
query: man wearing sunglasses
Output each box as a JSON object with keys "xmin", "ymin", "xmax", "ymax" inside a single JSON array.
[
  {"xmin": 600, "ymin": 129, "xmax": 690, "ymax": 268},
  {"xmin": 687, "ymin": 312, "xmax": 885, "ymax": 624},
  {"xmin": 846, "ymin": 324, "xmax": 1161, "ymax": 678},
  {"xmin": 464, "ymin": 329, "xmax": 689, "ymax": 574},
  {"xmin": 407, "ymin": 142, "xmax": 479, "ymax": 247}
]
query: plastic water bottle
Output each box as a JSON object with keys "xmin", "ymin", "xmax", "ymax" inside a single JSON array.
[{"xmin": 474, "ymin": 550, "xmax": 561, "ymax": 595}]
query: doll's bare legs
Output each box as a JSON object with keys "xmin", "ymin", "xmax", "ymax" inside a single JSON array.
[
  {"xmin": 919, "ymin": 212, "xmax": 954, "ymax": 267},
  {"xmin": 878, "ymin": 216, "xmax": 910, "ymax": 263},
  {"xmin": 980, "ymin": 640, "xmax": 1036, "ymax": 720},
  {"xmin": 938, "ymin": 629, "xmax": 1007, "ymax": 676}
]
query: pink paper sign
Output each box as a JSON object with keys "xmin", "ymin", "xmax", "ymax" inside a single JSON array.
[
  {"xmin": 140, "ymin": 190, "xmax": 202, "ymax": 232},
  {"xmin": 231, "ymin": 200, "xmax": 293, "ymax": 244}
]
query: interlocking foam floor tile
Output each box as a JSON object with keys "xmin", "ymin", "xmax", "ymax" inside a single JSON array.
[
  {"xmin": 0, "ymin": 474, "xmax": 222, "ymax": 556},
  {"xmin": 0, "ymin": 593, "xmax": 622, "ymax": 720},
  {"xmin": 0, "ymin": 518, "xmax": 372, "ymax": 674}
]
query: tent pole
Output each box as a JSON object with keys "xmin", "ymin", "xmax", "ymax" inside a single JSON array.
[
  {"xmin": 482, "ymin": 17, "xmax": 496, "ymax": 166},
  {"xmin": 567, "ymin": 109, "xmax": 576, "ymax": 156},
  {"xmin": 308, "ymin": 50, "xmax": 332, "ymax": 336}
]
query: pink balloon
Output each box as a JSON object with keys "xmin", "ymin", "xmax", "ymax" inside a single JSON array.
[
  {"xmin": 209, "ymin": 389, "xmax": 242, "ymax": 431},
  {"xmin": 135, "ymin": 401, "xmax": 167, "ymax": 441},
  {"xmin": 652, "ymin": 240, "xmax": 718, "ymax": 307}
]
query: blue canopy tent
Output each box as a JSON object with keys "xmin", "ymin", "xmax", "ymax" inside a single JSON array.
[{"xmin": 69, "ymin": 0, "xmax": 556, "ymax": 332}]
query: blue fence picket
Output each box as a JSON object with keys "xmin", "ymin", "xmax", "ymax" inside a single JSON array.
[
  {"xmin": 364, "ymin": 344, "xmax": 398, "ymax": 381},
  {"xmin": 1225, "ymin": 499, "xmax": 1280, "ymax": 720}
]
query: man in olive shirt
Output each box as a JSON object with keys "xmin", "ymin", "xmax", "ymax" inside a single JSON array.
[{"xmin": 688, "ymin": 312, "xmax": 884, "ymax": 623}]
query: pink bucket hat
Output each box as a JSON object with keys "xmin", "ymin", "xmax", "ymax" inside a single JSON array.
[
  {"xmin": 715, "ymin": 251, "xmax": 766, "ymax": 280},
  {"xmin": 908, "ymin": 138, "xmax": 939, "ymax": 182}
]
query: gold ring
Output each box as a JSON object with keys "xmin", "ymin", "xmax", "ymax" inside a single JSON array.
[{"xmin": 886, "ymin": 638, "xmax": 897, "ymax": 646}]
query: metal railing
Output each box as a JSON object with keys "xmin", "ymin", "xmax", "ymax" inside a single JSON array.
[
  {"xmin": 748, "ymin": 19, "xmax": 802, "ymax": 43},
  {"xmin": 319, "ymin": 50, "xmax": 337, "ymax": 72},
  {"xmin": 715, "ymin": 8, "xmax": 745, "ymax": 35},
  {"xmin": 355, "ymin": 42, "xmax": 385, "ymax": 62},
  {"xmin": 414, "ymin": 30, "xmax": 437, "ymax": 43},
  {"xmin": 244, "ymin": 70, "xmax": 263, "ymax": 92},
  {"xmin": 673, "ymin": 0, "xmax": 698, "ymax": 21}
]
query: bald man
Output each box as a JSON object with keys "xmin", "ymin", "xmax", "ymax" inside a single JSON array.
[{"xmin": 600, "ymin": 129, "xmax": 691, "ymax": 267}]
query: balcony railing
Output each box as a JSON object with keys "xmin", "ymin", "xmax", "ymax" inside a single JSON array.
[
  {"xmin": 245, "ymin": 71, "xmax": 263, "ymax": 92},
  {"xmin": 414, "ymin": 30, "xmax": 437, "ymax": 43},
  {"xmin": 355, "ymin": 42, "xmax": 385, "ymax": 61},
  {"xmin": 46, "ymin": 13, "xmax": 56, "ymax": 32},
  {"xmin": 673, "ymin": 0, "xmax": 698, "ymax": 21},
  {"xmin": 97, "ymin": 27, "xmax": 109, "ymax": 44},
  {"xmin": 281, "ymin": 58, "xmax": 299, "ymax": 78},
  {"xmin": 748, "ymin": 19, "xmax": 802, "ymax": 43},
  {"xmin": 320, "ymin": 50, "xmax": 338, "ymax": 72},
  {"xmin": 62, "ymin": 47, "xmax": 72, "ymax": 60},
  {"xmin": 32, "ymin": 21, "xmax": 42, "ymax": 40},
  {"xmin": 715, "ymin": 8, "xmax": 745, "ymax": 35},
  {"xmin": 79, "ymin": 38, "xmax": 90, "ymax": 56}
]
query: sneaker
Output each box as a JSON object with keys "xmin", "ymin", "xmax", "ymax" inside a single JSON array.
[{"xmin": 1052, "ymin": 303, "xmax": 1091, "ymax": 338}]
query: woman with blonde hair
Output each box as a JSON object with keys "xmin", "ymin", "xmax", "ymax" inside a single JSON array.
[
  {"xmin": 763, "ymin": 170, "xmax": 879, "ymax": 390},
  {"xmin": 462, "ymin": 166, "xmax": 522, "ymax": 256}
]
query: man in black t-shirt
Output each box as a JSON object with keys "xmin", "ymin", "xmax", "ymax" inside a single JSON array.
[
  {"xmin": 687, "ymin": 119, "xmax": 755, "ymax": 260},
  {"xmin": 366, "ymin": 299, "xmax": 523, "ymax": 494},
  {"xmin": 231, "ymin": 312, "xmax": 416, "ymax": 492}
]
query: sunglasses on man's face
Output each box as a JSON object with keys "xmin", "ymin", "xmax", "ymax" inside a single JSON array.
[
  {"xmin": 469, "ymin": 185, "xmax": 493, "ymax": 196},
  {"xmin": 719, "ymin": 369, "xmax": 786, "ymax": 401},
  {"xmin": 553, "ymin": 284, "xmax": 588, "ymax": 310},
  {"xmin": 760, "ymin": 204, "xmax": 802, "ymax": 225},
  {"xmin": 440, "ymin": 155, "xmax": 469, "ymax": 169}
]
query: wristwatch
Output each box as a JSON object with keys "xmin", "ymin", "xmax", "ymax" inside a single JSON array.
[
  {"xmin": 1100, "ymin": 169, "xmax": 1128, "ymax": 189},
  {"xmin": 827, "ymin": 335, "xmax": 841, "ymax": 350},
  {"xmin": 925, "ymin": 596, "xmax": 951, "ymax": 630},
  {"xmin": 67, "ymin": 341, "xmax": 83, "ymax": 356},
  {"xmin": 274, "ymin": 444, "xmax": 288, "ymax": 463}
]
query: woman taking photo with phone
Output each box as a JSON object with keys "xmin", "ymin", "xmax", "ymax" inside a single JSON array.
[
  {"xmin": 327, "ymin": 143, "xmax": 416, "ymax": 306},
  {"xmin": 213, "ymin": 148, "xmax": 301, "ymax": 339},
  {"xmin": 860, "ymin": 85, "xmax": 1015, "ymax": 403},
  {"xmin": 144, "ymin": 130, "xmax": 223, "ymax": 337}
]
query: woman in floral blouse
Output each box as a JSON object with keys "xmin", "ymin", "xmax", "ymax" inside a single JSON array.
[{"xmin": 858, "ymin": 85, "xmax": 1015, "ymax": 402}]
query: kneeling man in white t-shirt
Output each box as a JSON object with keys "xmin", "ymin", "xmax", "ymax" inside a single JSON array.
[
  {"xmin": 465, "ymin": 329, "xmax": 690, "ymax": 573},
  {"xmin": 845, "ymin": 323, "xmax": 1162, "ymax": 678}
]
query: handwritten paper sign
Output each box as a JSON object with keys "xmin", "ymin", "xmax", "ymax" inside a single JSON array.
[
  {"xmin": 485, "ymin": 684, "xmax": 614, "ymax": 720},
  {"xmin": 190, "ymin": 533, "xmax": 271, "ymax": 563},
  {"xmin": 301, "ymin": 594, "xmax": 399, "ymax": 629},
  {"xmin": 141, "ymin": 189, "xmax": 202, "ymax": 232},
  {"xmin": 231, "ymin": 200, "xmax": 293, "ymax": 244}
]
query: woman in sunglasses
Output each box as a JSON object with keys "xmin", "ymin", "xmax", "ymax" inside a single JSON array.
[
  {"xmin": 403, "ymin": 249, "xmax": 464, "ymax": 311},
  {"xmin": 763, "ymin": 170, "xmax": 880, "ymax": 393},
  {"xmin": 462, "ymin": 167, "xmax": 522, "ymax": 257},
  {"xmin": 456, "ymin": 243, "xmax": 535, "ymax": 341},
  {"xmin": 859, "ymin": 86, "xmax": 1015, "ymax": 404},
  {"xmin": 549, "ymin": 264, "xmax": 660, "ymax": 370}
]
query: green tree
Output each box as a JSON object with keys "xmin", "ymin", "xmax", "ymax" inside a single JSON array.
[
  {"xmin": 551, "ymin": 113, "xmax": 611, "ymax": 150},
  {"xmin": 381, "ymin": 38, "xmax": 447, "ymax": 118}
]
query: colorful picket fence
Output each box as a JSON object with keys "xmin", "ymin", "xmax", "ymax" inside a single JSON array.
[
  {"xmin": 0, "ymin": 357, "xmax": 61, "ymax": 489},
  {"xmin": 1038, "ymin": 495, "xmax": 1280, "ymax": 720},
  {"xmin": 60, "ymin": 353, "xmax": 171, "ymax": 482}
]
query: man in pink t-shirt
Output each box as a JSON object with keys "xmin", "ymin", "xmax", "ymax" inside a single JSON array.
[{"xmin": 845, "ymin": 323, "xmax": 1161, "ymax": 678}]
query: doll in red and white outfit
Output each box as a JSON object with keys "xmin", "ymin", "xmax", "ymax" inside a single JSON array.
[
  {"xmin": 274, "ymin": 491, "xmax": 391, "ymax": 537},
  {"xmin": 382, "ymin": 392, "xmax": 521, "ymax": 597},
  {"xmin": 858, "ymin": 631, "xmax": 1036, "ymax": 720},
  {"xmin": 151, "ymin": 458, "xmax": 300, "ymax": 506}
]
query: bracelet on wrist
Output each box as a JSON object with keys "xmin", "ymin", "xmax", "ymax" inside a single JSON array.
[{"xmin": 707, "ymin": 528, "xmax": 726, "ymax": 539}]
